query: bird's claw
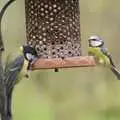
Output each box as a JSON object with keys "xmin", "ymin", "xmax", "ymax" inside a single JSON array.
[{"xmin": 24, "ymin": 74, "xmax": 29, "ymax": 78}]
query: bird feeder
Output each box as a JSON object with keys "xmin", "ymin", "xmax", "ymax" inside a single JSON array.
[{"xmin": 24, "ymin": 0, "xmax": 96, "ymax": 70}]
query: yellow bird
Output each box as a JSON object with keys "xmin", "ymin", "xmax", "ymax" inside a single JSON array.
[{"xmin": 88, "ymin": 35, "xmax": 120, "ymax": 80}]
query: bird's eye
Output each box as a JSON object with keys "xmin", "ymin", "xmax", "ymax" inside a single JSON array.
[{"xmin": 91, "ymin": 39, "xmax": 97, "ymax": 41}]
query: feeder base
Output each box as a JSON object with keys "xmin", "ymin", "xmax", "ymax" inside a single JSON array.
[{"xmin": 32, "ymin": 56, "xmax": 96, "ymax": 70}]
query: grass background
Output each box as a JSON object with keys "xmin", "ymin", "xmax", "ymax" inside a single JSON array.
[{"xmin": 1, "ymin": 0, "xmax": 120, "ymax": 120}]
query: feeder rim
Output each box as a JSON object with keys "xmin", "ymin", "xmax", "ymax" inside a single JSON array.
[{"xmin": 31, "ymin": 56, "xmax": 96, "ymax": 70}]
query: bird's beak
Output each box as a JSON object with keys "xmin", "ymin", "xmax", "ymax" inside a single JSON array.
[{"xmin": 20, "ymin": 46, "xmax": 23, "ymax": 51}]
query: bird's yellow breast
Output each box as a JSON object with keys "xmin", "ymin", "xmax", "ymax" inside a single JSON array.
[{"xmin": 88, "ymin": 47, "xmax": 110, "ymax": 65}]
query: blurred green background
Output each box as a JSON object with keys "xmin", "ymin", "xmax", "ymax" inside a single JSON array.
[{"xmin": 1, "ymin": 0, "xmax": 120, "ymax": 120}]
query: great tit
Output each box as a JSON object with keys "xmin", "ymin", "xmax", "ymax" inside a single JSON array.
[
  {"xmin": 20, "ymin": 45, "xmax": 38, "ymax": 70},
  {"xmin": 88, "ymin": 35, "xmax": 120, "ymax": 80},
  {"xmin": 20, "ymin": 45, "xmax": 38, "ymax": 78}
]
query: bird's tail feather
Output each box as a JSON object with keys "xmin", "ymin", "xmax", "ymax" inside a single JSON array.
[{"xmin": 110, "ymin": 66, "xmax": 120, "ymax": 80}]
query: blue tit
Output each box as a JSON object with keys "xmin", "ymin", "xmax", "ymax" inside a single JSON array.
[{"xmin": 88, "ymin": 35, "xmax": 120, "ymax": 80}]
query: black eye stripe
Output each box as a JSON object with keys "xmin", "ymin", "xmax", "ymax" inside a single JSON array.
[
  {"xmin": 91, "ymin": 39, "xmax": 99, "ymax": 41},
  {"xmin": 88, "ymin": 39, "xmax": 98, "ymax": 41}
]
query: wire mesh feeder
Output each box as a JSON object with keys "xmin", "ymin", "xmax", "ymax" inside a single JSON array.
[{"xmin": 24, "ymin": 0, "xmax": 96, "ymax": 70}]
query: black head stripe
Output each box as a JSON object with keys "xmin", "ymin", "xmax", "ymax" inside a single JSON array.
[{"xmin": 23, "ymin": 46, "xmax": 37, "ymax": 56}]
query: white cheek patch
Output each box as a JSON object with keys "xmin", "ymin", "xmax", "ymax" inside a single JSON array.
[
  {"xmin": 91, "ymin": 41, "xmax": 102, "ymax": 47},
  {"xmin": 26, "ymin": 53, "xmax": 34, "ymax": 60}
]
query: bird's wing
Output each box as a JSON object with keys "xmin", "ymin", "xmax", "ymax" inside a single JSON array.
[
  {"xmin": 9, "ymin": 66, "xmax": 20, "ymax": 71},
  {"xmin": 100, "ymin": 47, "xmax": 115, "ymax": 66},
  {"xmin": 4, "ymin": 56, "xmax": 24, "ymax": 86}
]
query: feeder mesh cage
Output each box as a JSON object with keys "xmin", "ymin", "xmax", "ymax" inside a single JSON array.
[{"xmin": 25, "ymin": 0, "xmax": 81, "ymax": 59}]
